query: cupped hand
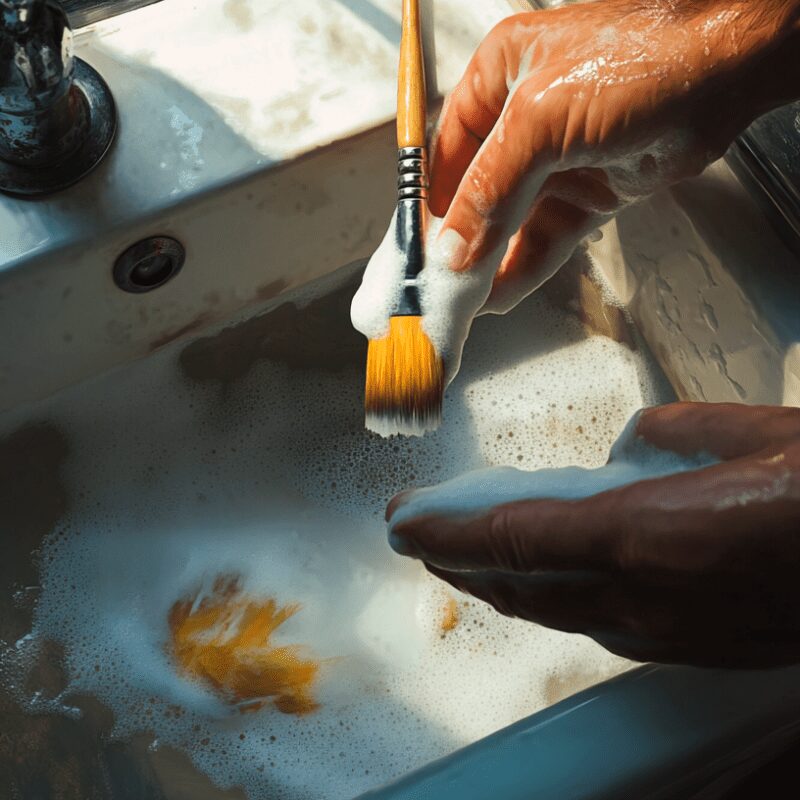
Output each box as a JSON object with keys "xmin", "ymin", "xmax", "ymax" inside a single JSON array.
[
  {"xmin": 388, "ymin": 403, "xmax": 800, "ymax": 667},
  {"xmin": 431, "ymin": 0, "xmax": 800, "ymax": 314}
]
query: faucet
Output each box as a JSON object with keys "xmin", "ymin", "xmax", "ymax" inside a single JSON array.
[{"xmin": 0, "ymin": 0, "xmax": 116, "ymax": 196}]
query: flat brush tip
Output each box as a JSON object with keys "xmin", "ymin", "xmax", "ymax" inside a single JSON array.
[
  {"xmin": 364, "ymin": 316, "xmax": 444, "ymax": 439},
  {"xmin": 365, "ymin": 408, "xmax": 442, "ymax": 439}
]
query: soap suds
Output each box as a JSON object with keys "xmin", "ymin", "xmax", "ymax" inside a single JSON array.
[
  {"xmin": 3, "ymin": 270, "xmax": 676, "ymax": 800},
  {"xmin": 388, "ymin": 411, "xmax": 717, "ymax": 530},
  {"xmin": 350, "ymin": 209, "xmax": 405, "ymax": 342},
  {"xmin": 352, "ymin": 215, "xmax": 500, "ymax": 388}
]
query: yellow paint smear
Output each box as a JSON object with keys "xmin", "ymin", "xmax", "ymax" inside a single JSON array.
[
  {"xmin": 440, "ymin": 597, "xmax": 459, "ymax": 633},
  {"xmin": 167, "ymin": 575, "xmax": 320, "ymax": 715}
]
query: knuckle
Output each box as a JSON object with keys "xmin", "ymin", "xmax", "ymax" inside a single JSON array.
[{"xmin": 487, "ymin": 14, "xmax": 520, "ymax": 44}]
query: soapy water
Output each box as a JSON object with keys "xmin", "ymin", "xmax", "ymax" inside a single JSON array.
[
  {"xmin": 352, "ymin": 213, "xmax": 495, "ymax": 388},
  {"xmin": 2, "ymin": 267, "xmax": 679, "ymax": 799}
]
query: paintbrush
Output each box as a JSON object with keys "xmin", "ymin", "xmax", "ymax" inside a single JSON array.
[{"xmin": 364, "ymin": 0, "xmax": 444, "ymax": 437}]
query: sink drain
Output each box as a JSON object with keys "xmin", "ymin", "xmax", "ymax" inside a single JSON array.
[{"xmin": 113, "ymin": 237, "xmax": 185, "ymax": 293}]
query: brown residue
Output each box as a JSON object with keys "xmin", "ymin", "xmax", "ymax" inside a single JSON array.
[
  {"xmin": 167, "ymin": 575, "xmax": 320, "ymax": 715},
  {"xmin": 223, "ymin": 0, "xmax": 254, "ymax": 32},
  {"xmin": 440, "ymin": 598, "xmax": 460, "ymax": 633},
  {"xmin": 149, "ymin": 312, "xmax": 213, "ymax": 352},
  {"xmin": 254, "ymin": 278, "xmax": 289, "ymax": 302},
  {"xmin": 541, "ymin": 251, "xmax": 635, "ymax": 348},
  {"xmin": 148, "ymin": 280, "xmax": 289, "ymax": 354}
]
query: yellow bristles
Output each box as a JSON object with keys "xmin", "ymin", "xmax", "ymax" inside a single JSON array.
[{"xmin": 365, "ymin": 315, "xmax": 444, "ymax": 437}]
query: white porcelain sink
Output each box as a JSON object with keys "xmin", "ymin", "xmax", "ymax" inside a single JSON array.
[
  {"xmin": 2, "ymin": 2, "xmax": 800, "ymax": 799},
  {"xmin": 0, "ymin": 0, "xmax": 523, "ymax": 414}
]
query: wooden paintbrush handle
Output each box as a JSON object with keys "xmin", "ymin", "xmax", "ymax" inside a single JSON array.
[{"xmin": 397, "ymin": 0, "xmax": 426, "ymax": 149}]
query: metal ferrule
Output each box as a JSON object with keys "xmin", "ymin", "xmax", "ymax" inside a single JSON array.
[
  {"xmin": 397, "ymin": 145, "xmax": 428, "ymax": 201},
  {"xmin": 395, "ymin": 147, "xmax": 428, "ymax": 316}
]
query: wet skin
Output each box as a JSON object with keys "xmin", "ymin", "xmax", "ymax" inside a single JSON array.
[
  {"xmin": 389, "ymin": 404, "xmax": 800, "ymax": 668},
  {"xmin": 388, "ymin": 0, "xmax": 800, "ymax": 668},
  {"xmin": 428, "ymin": 0, "xmax": 800, "ymax": 313}
]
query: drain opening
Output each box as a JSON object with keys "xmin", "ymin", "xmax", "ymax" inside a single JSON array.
[{"xmin": 114, "ymin": 237, "xmax": 185, "ymax": 293}]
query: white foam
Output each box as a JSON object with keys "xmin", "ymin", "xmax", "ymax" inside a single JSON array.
[
  {"xmin": 4, "ymin": 278, "xmax": 679, "ymax": 800},
  {"xmin": 349, "ymin": 209, "xmax": 404, "ymax": 342},
  {"xmin": 365, "ymin": 406, "xmax": 440, "ymax": 439},
  {"xmin": 389, "ymin": 412, "xmax": 716, "ymax": 529}
]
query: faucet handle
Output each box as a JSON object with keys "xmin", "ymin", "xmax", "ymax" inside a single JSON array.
[
  {"xmin": 0, "ymin": 0, "xmax": 116, "ymax": 196},
  {"xmin": 0, "ymin": 0, "xmax": 74, "ymax": 114},
  {"xmin": 2, "ymin": 0, "xmax": 46, "ymax": 32}
]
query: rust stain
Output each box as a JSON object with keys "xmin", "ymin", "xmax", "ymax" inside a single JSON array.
[
  {"xmin": 541, "ymin": 251, "xmax": 636, "ymax": 349},
  {"xmin": 167, "ymin": 575, "xmax": 321, "ymax": 715},
  {"xmin": 149, "ymin": 312, "xmax": 213, "ymax": 352},
  {"xmin": 149, "ymin": 280, "xmax": 289, "ymax": 353},
  {"xmin": 254, "ymin": 278, "xmax": 289, "ymax": 302}
]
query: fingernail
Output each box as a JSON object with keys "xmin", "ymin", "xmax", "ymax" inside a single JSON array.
[
  {"xmin": 385, "ymin": 489, "xmax": 416, "ymax": 522},
  {"xmin": 432, "ymin": 226, "xmax": 469, "ymax": 272}
]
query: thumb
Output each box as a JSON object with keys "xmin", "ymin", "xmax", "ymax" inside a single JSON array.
[{"xmin": 636, "ymin": 403, "xmax": 800, "ymax": 461}]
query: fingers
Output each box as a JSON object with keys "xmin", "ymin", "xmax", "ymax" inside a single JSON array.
[
  {"xmin": 636, "ymin": 403, "xmax": 800, "ymax": 460},
  {"xmin": 385, "ymin": 489, "xmax": 416, "ymax": 522},
  {"xmin": 426, "ymin": 565, "xmax": 800, "ymax": 667},
  {"xmin": 425, "ymin": 563, "xmax": 705, "ymax": 664},
  {"xmin": 390, "ymin": 449, "xmax": 800, "ymax": 576},
  {"xmin": 428, "ymin": 20, "xmax": 514, "ymax": 217},
  {"xmin": 390, "ymin": 497, "xmax": 618, "ymax": 573},
  {"xmin": 482, "ymin": 170, "xmax": 619, "ymax": 313},
  {"xmin": 438, "ymin": 88, "xmax": 554, "ymax": 270}
]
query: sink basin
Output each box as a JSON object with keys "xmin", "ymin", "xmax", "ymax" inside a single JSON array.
[{"xmin": 0, "ymin": 246, "xmax": 676, "ymax": 798}]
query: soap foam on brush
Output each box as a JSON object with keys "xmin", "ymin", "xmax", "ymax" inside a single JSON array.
[
  {"xmin": 4, "ymin": 272, "xmax": 682, "ymax": 800},
  {"xmin": 352, "ymin": 214, "xmax": 495, "ymax": 389}
]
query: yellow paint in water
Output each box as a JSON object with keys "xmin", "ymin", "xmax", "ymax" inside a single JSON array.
[
  {"xmin": 440, "ymin": 597, "xmax": 459, "ymax": 633},
  {"xmin": 167, "ymin": 575, "xmax": 320, "ymax": 715}
]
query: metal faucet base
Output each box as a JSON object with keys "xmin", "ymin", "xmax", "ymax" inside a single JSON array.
[{"xmin": 0, "ymin": 58, "xmax": 116, "ymax": 197}]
